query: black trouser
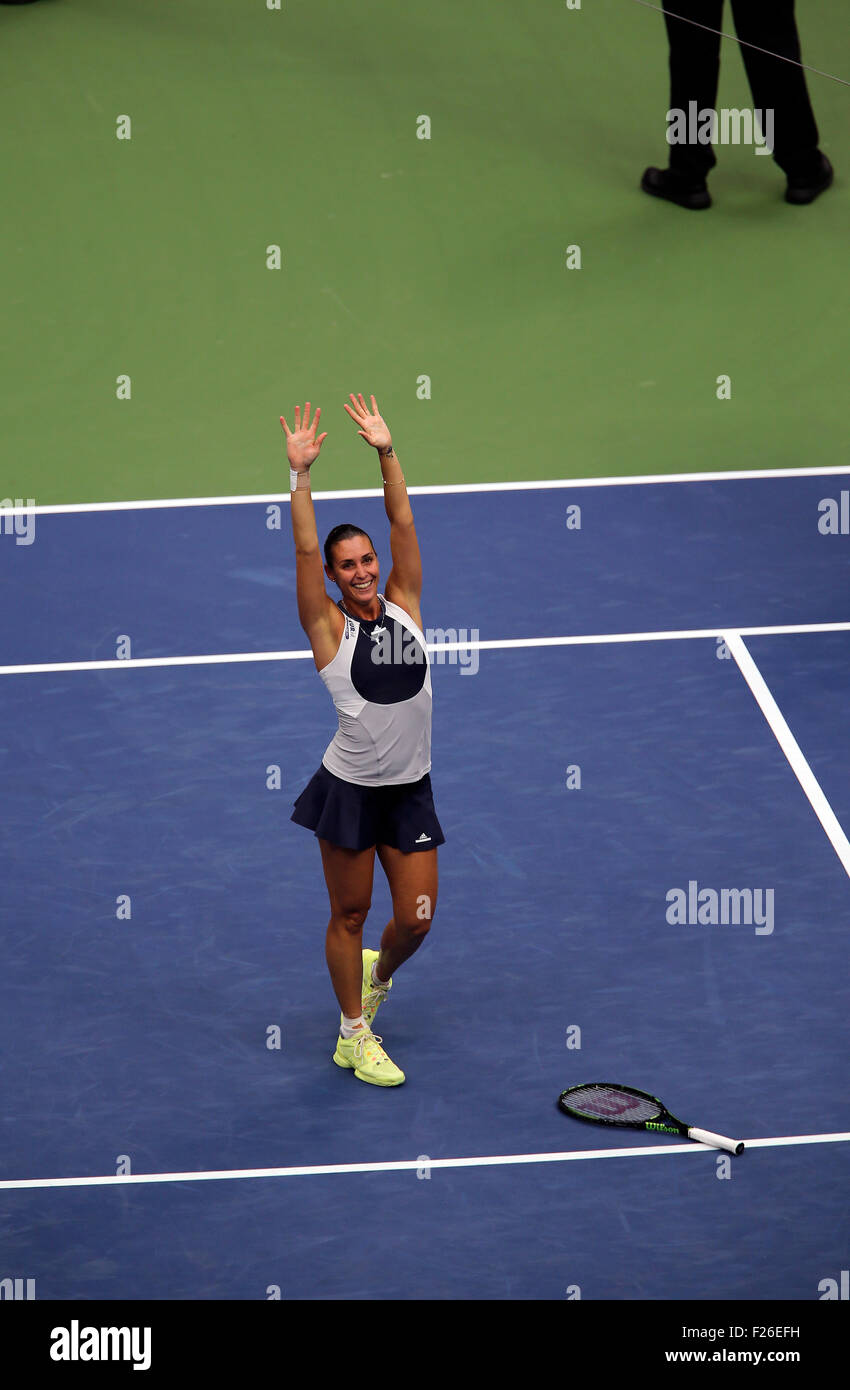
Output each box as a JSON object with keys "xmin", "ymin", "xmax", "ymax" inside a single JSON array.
[{"xmin": 663, "ymin": 1, "xmax": 820, "ymax": 179}]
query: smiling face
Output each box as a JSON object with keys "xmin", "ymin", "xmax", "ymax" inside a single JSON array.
[{"xmin": 325, "ymin": 533, "xmax": 380, "ymax": 616}]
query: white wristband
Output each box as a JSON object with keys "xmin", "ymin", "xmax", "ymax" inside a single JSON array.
[{"xmin": 290, "ymin": 467, "xmax": 300, "ymax": 491}]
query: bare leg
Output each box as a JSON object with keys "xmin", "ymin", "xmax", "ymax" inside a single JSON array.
[
  {"xmin": 375, "ymin": 844, "xmax": 438, "ymax": 980},
  {"xmin": 319, "ymin": 839, "xmax": 376, "ymax": 1022}
]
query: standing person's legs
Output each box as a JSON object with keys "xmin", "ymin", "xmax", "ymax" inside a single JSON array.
[
  {"xmin": 663, "ymin": 0, "xmax": 722, "ymax": 179},
  {"xmin": 730, "ymin": 0, "xmax": 822, "ymax": 177},
  {"xmin": 664, "ymin": 0, "xmax": 725, "ymax": 181},
  {"xmin": 319, "ymin": 840, "xmax": 376, "ymax": 1021},
  {"xmin": 643, "ymin": 1, "xmax": 724, "ymax": 206},
  {"xmin": 374, "ymin": 844, "xmax": 438, "ymax": 982}
]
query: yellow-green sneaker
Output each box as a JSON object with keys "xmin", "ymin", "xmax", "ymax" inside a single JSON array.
[
  {"xmin": 332, "ymin": 1028, "xmax": 405, "ymax": 1086},
  {"xmin": 361, "ymin": 948, "xmax": 392, "ymax": 1028}
]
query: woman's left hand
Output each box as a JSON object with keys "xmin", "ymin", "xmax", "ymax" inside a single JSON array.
[{"xmin": 343, "ymin": 393, "xmax": 392, "ymax": 451}]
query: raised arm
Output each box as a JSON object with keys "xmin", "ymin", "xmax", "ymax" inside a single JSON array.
[
  {"xmin": 343, "ymin": 393, "xmax": 423, "ymax": 626},
  {"xmin": 280, "ymin": 402, "xmax": 341, "ymax": 670}
]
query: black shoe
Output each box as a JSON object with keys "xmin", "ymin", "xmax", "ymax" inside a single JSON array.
[
  {"xmin": 641, "ymin": 166, "xmax": 712, "ymax": 210},
  {"xmin": 785, "ymin": 153, "xmax": 834, "ymax": 205}
]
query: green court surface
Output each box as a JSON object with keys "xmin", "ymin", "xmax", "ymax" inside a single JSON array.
[{"xmin": 2, "ymin": 0, "xmax": 847, "ymax": 505}]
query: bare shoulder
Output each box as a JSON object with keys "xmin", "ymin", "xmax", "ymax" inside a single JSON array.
[
  {"xmin": 384, "ymin": 583, "xmax": 423, "ymax": 634},
  {"xmin": 307, "ymin": 595, "xmax": 345, "ymax": 672}
]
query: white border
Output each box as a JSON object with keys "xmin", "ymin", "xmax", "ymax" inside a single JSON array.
[
  {"xmin": 725, "ymin": 634, "xmax": 850, "ymax": 879},
  {"xmin": 0, "ymin": 1131, "xmax": 847, "ymax": 1191},
  {"xmin": 2, "ymin": 464, "xmax": 850, "ymax": 515},
  {"xmin": 2, "ymin": 620, "xmax": 848, "ymax": 677}
]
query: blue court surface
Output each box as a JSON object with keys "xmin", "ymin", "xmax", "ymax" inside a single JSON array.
[{"xmin": 1, "ymin": 470, "xmax": 848, "ymax": 1300}]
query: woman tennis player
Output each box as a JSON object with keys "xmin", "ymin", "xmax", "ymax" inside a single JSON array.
[{"xmin": 280, "ymin": 394, "xmax": 444, "ymax": 1087}]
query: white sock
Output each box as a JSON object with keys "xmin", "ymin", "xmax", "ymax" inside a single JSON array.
[
  {"xmin": 372, "ymin": 961, "xmax": 390, "ymax": 988},
  {"xmin": 340, "ymin": 1014, "xmax": 367, "ymax": 1038}
]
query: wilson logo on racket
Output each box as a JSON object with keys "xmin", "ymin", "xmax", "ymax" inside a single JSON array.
[{"xmin": 558, "ymin": 1083, "xmax": 744, "ymax": 1155}]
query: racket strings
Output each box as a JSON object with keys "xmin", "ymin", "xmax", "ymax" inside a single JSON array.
[{"xmin": 564, "ymin": 1085, "xmax": 662, "ymax": 1124}]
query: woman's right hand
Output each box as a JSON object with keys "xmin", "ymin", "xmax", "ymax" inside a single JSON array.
[{"xmin": 280, "ymin": 402, "xmax": 328, "ymax": 471}]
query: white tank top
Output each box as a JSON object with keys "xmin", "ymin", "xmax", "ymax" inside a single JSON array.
[{"xmin": 318, "ymin": 595, "xmax": 432, "ymax": 787}]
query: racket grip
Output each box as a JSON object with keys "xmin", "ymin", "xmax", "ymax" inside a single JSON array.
[{"xmin": 688, "ymin": 1127, "xmax": 745, "ymax": 1156}]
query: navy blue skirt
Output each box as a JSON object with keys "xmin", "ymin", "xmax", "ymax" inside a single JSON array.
[{"xmin": 291, "ymin": 764, "xmax": 445, "ymax": 853}]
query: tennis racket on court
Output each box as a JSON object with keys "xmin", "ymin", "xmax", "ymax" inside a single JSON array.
[{"xmin": 558, "ymin": 1083, "xmax": 744, "ymax": 1155}]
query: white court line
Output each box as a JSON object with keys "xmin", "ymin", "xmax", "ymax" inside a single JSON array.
[
  {"xmin": 0, "ymin": 650, "xmax": 315, "ymax": 677},
  {"xmin": 725, "ymin": 634, "xmax": 850, "ymax": 881},
  {"xmin": 2, "ymin": 464, "xmax": 850, "ymax": 514},
  {"xmin": 2, "ymin": 621, "xmax": 849, "ymax": 677},
  {"xmin": 0, "ymin": 1131, "xmax": 847, "ymax": 1192}
]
